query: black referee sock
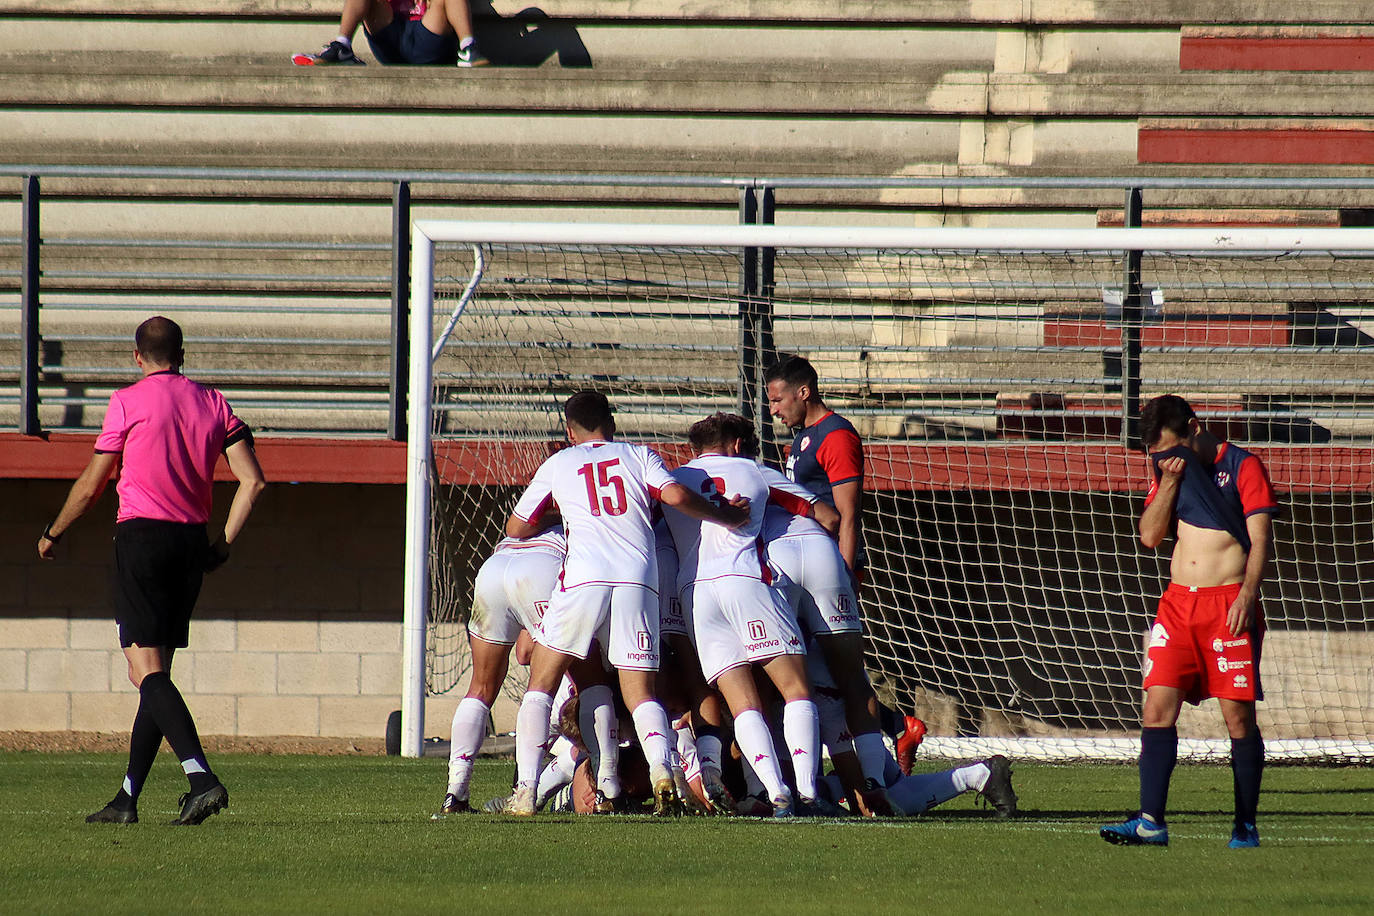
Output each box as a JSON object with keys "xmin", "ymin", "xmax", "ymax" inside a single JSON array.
[
  {"xmin": 118, "ymin": 700, "xmax": 164, "ymax": 807},
  {"xmin": 1138, "ymin": 725, "xmax": 1178, "ymax": 823},
  {"xmin": 1231, "ymin": 729, "xmax": 1264, "ymax": 827},
  {"xmin": 139, "ymin": 671, "xmax": 216, "ymax": 793}
]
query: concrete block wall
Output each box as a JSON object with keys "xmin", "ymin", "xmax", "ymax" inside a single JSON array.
[{"xmin": 0, "ymin": 477, "xmax": 518, "ymax": 740}]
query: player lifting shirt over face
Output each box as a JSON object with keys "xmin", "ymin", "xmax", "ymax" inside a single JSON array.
[{"xmin": 1101, "ymin": 394, "xmax": 1278, "ymax": 850}]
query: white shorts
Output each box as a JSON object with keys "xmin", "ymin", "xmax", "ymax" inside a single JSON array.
[
  {"xmin": 769, "ymin": 535, "xmax": 863, "ymax": 636},
  {"xmin": 685, "ymin": 576, "xmax": 804, "ymax": 685},
  {"xmin": 466, "ymin": 548, "xmax": 562, "ymax": 645},
  {"xmin": 657, "ymin": 541, "xmax": 688, "ymax": 637},
  {"xmin": 540, "ymin": 582, "xmax": 661, "ymax": 671}
]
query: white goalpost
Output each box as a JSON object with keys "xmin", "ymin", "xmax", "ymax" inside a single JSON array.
[{"xmin": 403, "ymin": 220, "xmax": 1374, "ymax": 762}]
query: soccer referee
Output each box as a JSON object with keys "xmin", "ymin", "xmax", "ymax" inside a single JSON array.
[{"xmin": 38, "ymin": 317, "xmax": 266, "ymax": 825}]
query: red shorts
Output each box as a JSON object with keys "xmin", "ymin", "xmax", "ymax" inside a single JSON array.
[{"xmin": 1143, "ymin": 582, "xmax": 1264, "ymax": 704}]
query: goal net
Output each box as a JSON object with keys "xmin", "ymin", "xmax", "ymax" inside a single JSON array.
[{"xmin": 403, "ymin": 222, "xmax": 1374, "ymax": 763}]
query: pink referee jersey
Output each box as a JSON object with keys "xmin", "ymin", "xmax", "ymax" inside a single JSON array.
[
  {"xmin": 512, "ymin": 439, "xmax": 676, "ymax": 590},
  {"xmin": 95, "ymin": 370, "xmax": 251, "ymax": 524}
]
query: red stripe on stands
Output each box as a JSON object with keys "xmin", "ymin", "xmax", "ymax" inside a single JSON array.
[
  {"xmin": 4, "ymin": 434, "xmax": 1368, "ymax": 491},
  {"xmin": 0, "ymin": 433, "xmax": 408, "ymax": 484},
  {"xmin": 1044, "ymin": 319, "xmax": 1290, "ymax": 348},
  {"xmin": 1181, "ymin": 35, "xmax": 1374, "ymax": 71},
  {"xmin": 1139, "ymin": 127, "xmax": 1374, "ymax": 165}
]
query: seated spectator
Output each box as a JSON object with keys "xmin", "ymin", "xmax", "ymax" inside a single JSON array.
[{"xmin": 297, "ymin": 0, "xmax": 487, "ymax": 67}]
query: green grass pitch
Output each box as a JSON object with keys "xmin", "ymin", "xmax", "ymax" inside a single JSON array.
[{"xmin": 2, "ymin": 752, "xmax": 1371, "ymax": 914}]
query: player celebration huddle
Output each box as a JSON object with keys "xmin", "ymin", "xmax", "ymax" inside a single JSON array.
[{"xmin": 435, "ymin": 358, "xmax": 1018, "ymax": 820}]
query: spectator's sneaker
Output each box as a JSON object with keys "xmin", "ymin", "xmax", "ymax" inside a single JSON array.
[
  {"xmin": 455, "ymin": 42, "xmax": 489, "ymax": 68},
  {"xmin": 651, "ymin": 776, "xmax": 682, "ymax": 817},
  {"xmin": 858, "ymin": 778, "xmax": 897, "ymax": 817},
  {"xmin": 1100, "ymin": 813, "xmax": 1169, "ymax": 846},
  {"xmin": 171, "ymin": 782, "xmax": 229, "ymax": 826},
  {"xmin": 431, "ymin": 793, "xmax": 473, "ymax": 819},
  {"xmin": 896, "ymin": 716, "xmax": 927, "ymax": 775},
  {"xmin": 505, "ymin": 783, "xmax": 536, "ymax": 816},
  {"xmin": 481, "ymin": 795, "xmax": 509, "ymax": 814},
  {"xmin": 293, "ymin": 40, "xmax": 364, "ymax": 66},
  {"xmin": 86, "ymin": 799, "xmax": 137, "ymax": 824},
  {"xmin": 977, "ymin": 755, "xmax": 1018, "ymax": 818},
  {"xmin": 1229, "ymin": 822, "xmax": 1260, "ymax": 848},
  {"xmin": 701, "ymin": 768, "xmax": 737, "ymax": 815}
]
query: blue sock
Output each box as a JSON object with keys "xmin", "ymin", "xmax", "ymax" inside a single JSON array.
[
  {"xmin": 1231, "ymin": 729, "xmax": 1263, "ymax": 827},
  {"xmin": 1138, "ymin": 726, "xmax": 1177, "ymax": 824}
]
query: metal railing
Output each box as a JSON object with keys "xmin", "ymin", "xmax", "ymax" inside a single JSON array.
[{"xmin": 6, "ymin": 165, "xmax": 1374, "ymax": 444}]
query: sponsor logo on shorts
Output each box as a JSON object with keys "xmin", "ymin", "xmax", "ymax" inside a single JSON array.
[
  {"xmin": 1213, "ymin": 637, "xmax": 1248, "ymax": 652},
  {"xmin": 839, "ymin": 595, "xmax": 853, "ymax": 612},
  {"xmin": 1144, "ymin": 658, "xmax": 1154, "ymax": 679},
  {"xmin": 747, "ymin": 620, "xmax": 767, "ymax": 641},
  {"xmin": 786, "ymin": 636, "xmax": 800, "ymax": 647},
  {"xmin": 1217, "ymin": 658, "xmax": 1252, "ymax": 672},
  {"xmin": 533, "ymin": 600, "xmax": 548, "ymax": 622},
  {"xmin": 1149, "ymin": 623, "xmax": 1169, "ymax": 648},
  {"xmin": 746, "ymin": 639, "xmax": 781, "ymax": 653},
  {"xmin": 837, "ymin": 730, "xmax": 853, "ymax": 742},
  {"xmin": 1233, "ymin": 673, "xmax": 1248, "ymax": 688},
  {"xmin": 827, "ymin": 613, "xmax": 860, "ymax": 625},
  {"xmin": 637, "ymin": 631, "xmax": 653, "ymax": 652},
  {"xmin": 625, "ymin": 651, "xmax": 658, "ymax": 664}
]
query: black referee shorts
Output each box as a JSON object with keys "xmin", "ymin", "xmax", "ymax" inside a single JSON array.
[{"xmin": 112, "ymin": 519, "xmax": 209, "ymax": 649}]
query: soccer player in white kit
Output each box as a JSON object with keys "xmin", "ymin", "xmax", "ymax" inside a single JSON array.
[
  {"xmin": 503, "ymin": 391, "xmax": 748, "ymax": 816},
  {"xmin": 433, "ymin": 525, "xmax": 566, "ymax": 815},
  {"xmin": 662, "ymin": 412, "xmax": 835, "ymax": 816}
]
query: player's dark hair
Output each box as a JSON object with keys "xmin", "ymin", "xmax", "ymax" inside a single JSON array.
[
  {"xmin": 563, "ymin": 390, "xmax": 615, "ymax": 434},
  {"xmin": 688, "ymin": 412, "xmax": 759, "ymax": 457},
  {"xmin": 135, "ymin": 316, "xmax": 183, "ymax": 367},
  {"xmin": 1139, "ymin": 394, "xmax": 1196, "ymax": 451},
  {"xmin": 763, "ymin": 354, "xmax": 820, "ymax": 398}
]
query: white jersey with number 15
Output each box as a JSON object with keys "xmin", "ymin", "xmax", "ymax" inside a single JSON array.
[{"xmin": 512, "ymin": 440, "xmax": 677, "ymax": 590}]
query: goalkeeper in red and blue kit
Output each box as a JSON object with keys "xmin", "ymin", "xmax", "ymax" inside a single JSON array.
[{"xmin": 1101, "ymin": 394, "xmax": 1278, "ymax": 849}]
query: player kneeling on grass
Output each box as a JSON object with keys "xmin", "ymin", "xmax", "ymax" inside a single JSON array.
[
  {"xmin": 433, "ymin": 525, "xmax": 566, "ymax": 815},
  {"xmin": 1100, "ymin": 395, "xmax": 1277, "ymax": 849},
  {"xmin": 503, "ymin": 391, "xmax": 749, "ymax": 817},
  {"xmin": 662, "ymin": 413, "xmax": 840, "ymax": 818}
]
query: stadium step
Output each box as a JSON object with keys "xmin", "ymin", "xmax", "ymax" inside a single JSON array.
[{"xmin": 1138, "ymin": 118, "xmax": 1374, "ymax": 165}]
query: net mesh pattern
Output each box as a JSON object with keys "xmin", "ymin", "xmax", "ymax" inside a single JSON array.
[{"xmin": 425, "ymin": 239, "xmax": 1374, "ymax": 750}]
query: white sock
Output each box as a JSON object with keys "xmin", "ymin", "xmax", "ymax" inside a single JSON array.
[
  {"xmin": 734, "ymin": 708, "xmax": 787, "ymax": 802},
  {"xmin": 630, "ymin": 700, "xmax": 675, "ymax": 782},
  {"xmin": 578, "ymin": 685, "xmax": 620, "ymax": 798},
  {"xmin": 696, "ymin": 732, "xmax": 723, "ymax": 774},
  {"xmin": 535, "ymin": 736, "xmax": 579, "ymax": 806},
  {"xmin": 459, "ymin": 35, "xmax": 475, "ymax": 50},
  {"xmin": 515, "ymin": 690, "xmax": 554, "ymax": 785},
  {"xmin": 335, "ymin": 35, "xmax": 351, "ymax": 48},
  {"xmin": 676, "ymin": 726, "xmax": 701, "ymax": 783},
  {"xmin": 951, "ymin": 761, "xmax": 991, "ymax": 794},
  {"xmin": 783, "ymin": 699, "xmax": 821, "ymax": 800},
  {"xmin": 853, "ymin": 731, "xmax": 889, "ymax": 785},
  {"xmin": 446, "ymin": 697, "xmax": 489, "ymax": 798}
]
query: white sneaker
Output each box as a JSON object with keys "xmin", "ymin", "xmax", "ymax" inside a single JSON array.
[
  {"xmin": 456, "ymin": 42, "xmax": 489, "ymax": 68},
  {"xmin": 505, "ymin": 782, "xmax": 536, "ymax": 817}
]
